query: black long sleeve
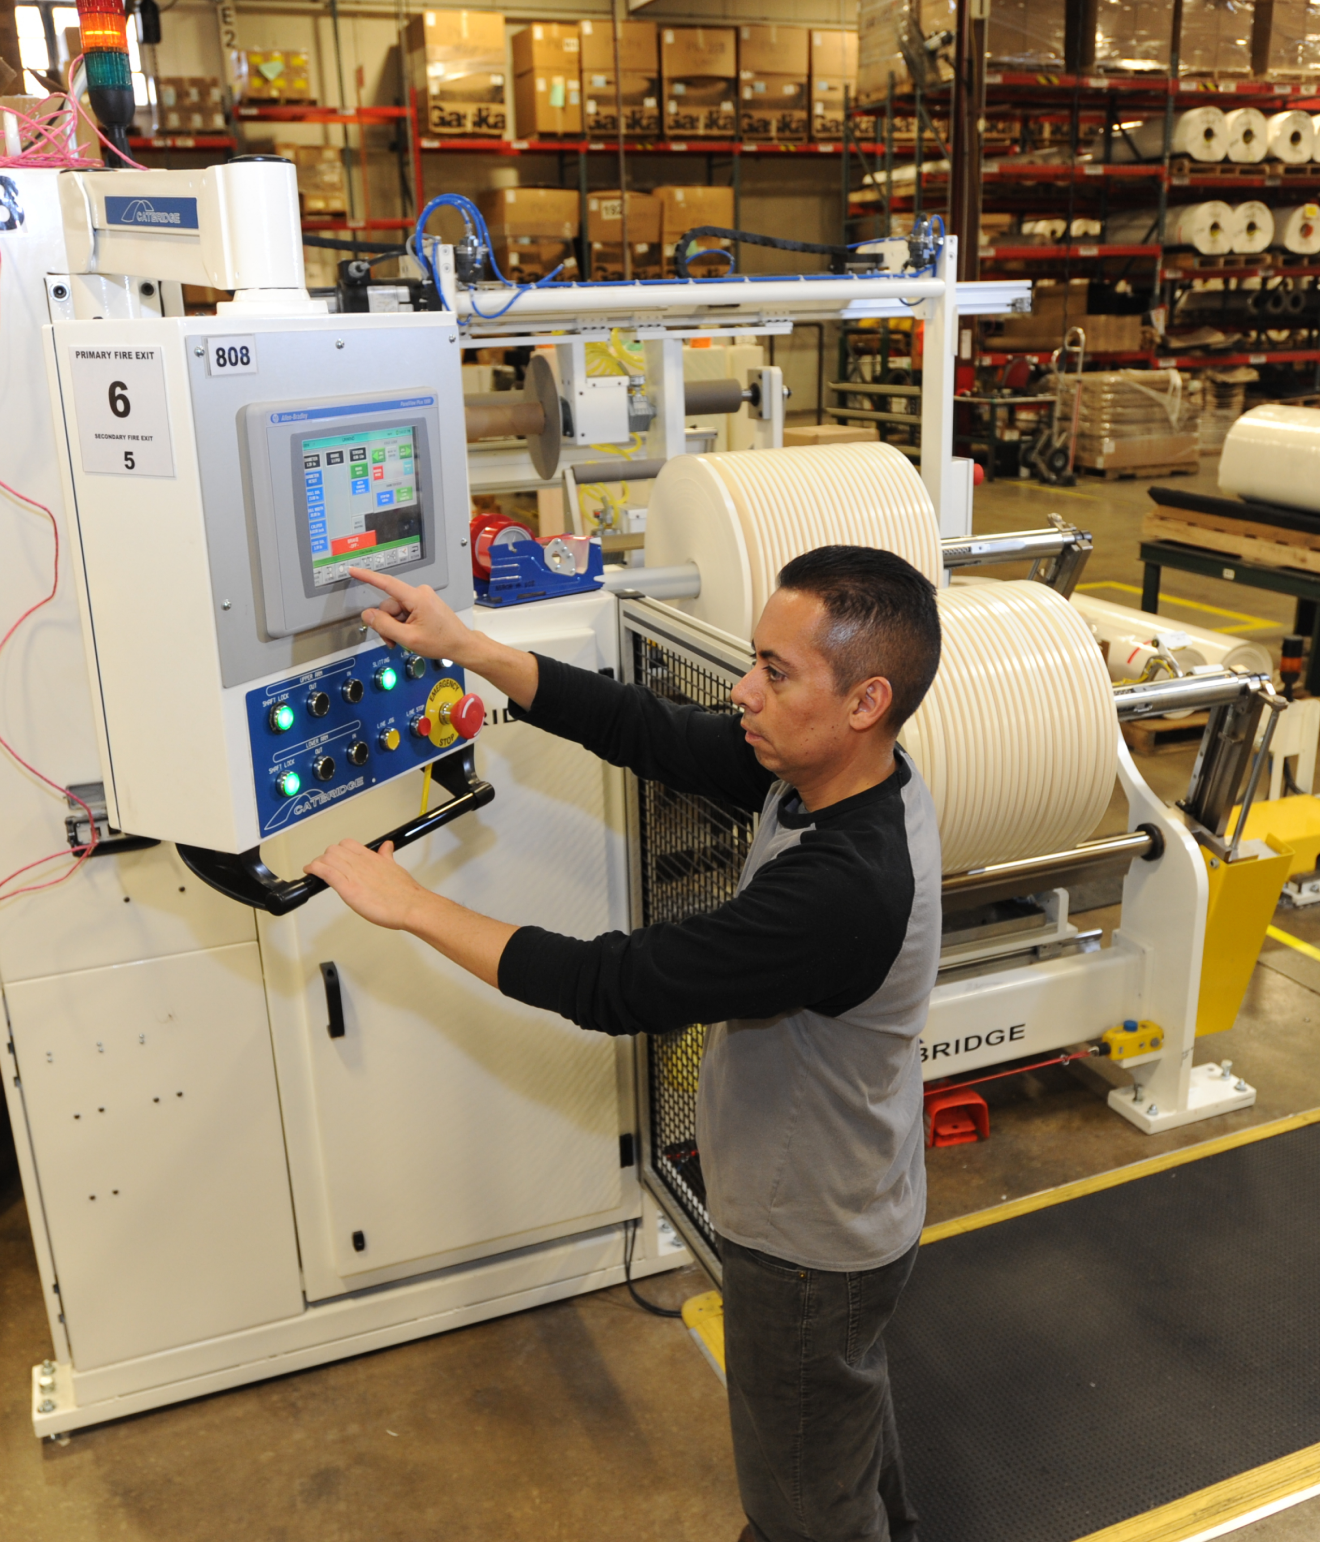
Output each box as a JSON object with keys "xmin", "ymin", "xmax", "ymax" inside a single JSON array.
[{"xmin": 509, "ymin": 653, "xmax": 773, "ymax": 814}]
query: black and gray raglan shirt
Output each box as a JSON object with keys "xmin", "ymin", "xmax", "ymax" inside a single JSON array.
[{"xmin": 498, "ymin": 655, "xmax": 943, "ymax": 1272}]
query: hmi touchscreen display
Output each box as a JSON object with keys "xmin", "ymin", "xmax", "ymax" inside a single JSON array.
[{"xmin": 301, "ymin": 423, "xmax": 423, "ymax": 587}]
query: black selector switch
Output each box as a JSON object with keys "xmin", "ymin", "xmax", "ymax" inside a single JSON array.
[
  {"xmin": 312, "ymin": 755, "xmax": 336, "ymax": 782},
  {"xmin": 346, "ymin": 740, "xmax": 369, "ymax": 767},
  {"xmin": 307, "ymin": 690, "xmax": 331, "ymax": 718},
  {"xmin": 341, "ymin": 677, "xmax": 365, "ymax": 704}
]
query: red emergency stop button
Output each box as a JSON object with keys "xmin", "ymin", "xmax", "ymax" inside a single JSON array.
[{"xmin": 441, "ymin": 693, "xmax": 485, "ymax": 740}]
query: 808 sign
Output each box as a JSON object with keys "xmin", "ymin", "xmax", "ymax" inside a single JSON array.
[{"xmin": 203, "ymin": 334, "xmax": 258, "ymax": 377}]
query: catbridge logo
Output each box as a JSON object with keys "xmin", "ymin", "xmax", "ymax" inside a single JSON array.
[{"xmin": 104, "ymin": 195, "xmax": 200, "ymax": 231}]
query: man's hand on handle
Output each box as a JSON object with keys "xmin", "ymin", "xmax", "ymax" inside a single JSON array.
[{"xmin": 347, "ymin": 566, "xmax": 540, "ymax": 710}]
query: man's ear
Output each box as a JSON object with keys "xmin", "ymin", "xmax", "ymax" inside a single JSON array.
[{"xmin": 851, "ymin": 675, "xmax": 893, "ymax": 732}]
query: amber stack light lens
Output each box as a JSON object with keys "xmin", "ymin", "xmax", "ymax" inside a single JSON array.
[{"xmin": 77, "ymin": 0, "xmax": 135, "ymax": 165}]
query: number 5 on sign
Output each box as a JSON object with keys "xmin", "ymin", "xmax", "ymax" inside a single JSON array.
[
  {"xmin": 205, "ymin": 334, "xmax": 258, "ymax": 376},
  {"xmin": 68, "ymin": 344, "xmax": 176, "ymax": 478}
]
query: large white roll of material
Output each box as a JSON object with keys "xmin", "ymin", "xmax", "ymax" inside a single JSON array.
[
  {"xmin": 1070, "ymin": 592, "xmax": 1273, "ymax": 681},
  {"xmin": 645, "ymin": 442, "xmax": 942, "ymax": 640},
  {"xmin": 1120, "ymin": 109, "xmax": 1228, "ymax": 162},
  {"xmin": 1313, "ymin": 115, "xmax": 1320, "ymax": 160},
  {"xmin": 1225, "ymin": 107, "xmax": 1269, "ymax": 163},
  {"xmin": 1274, "ymin": 203, "xmax": 1320, "ymax": 254},
  {"xmin": 1220, "ymin": 404, "xmax": 1320, "ymax": 512},
  {"xmin": 1268, "ymin": 109, "xmax": 1315, "ymax": 163},
  {"xmin": 899, "ymin": 582, "xmax": 1117, "ymax": 874},
  {"xmin": 1231, "ymin": 200, "xmax": 1275, "ymax": 255},
  {"xmin": 1167, "ymin": 201, "xmax": 1236, "ymax": 254}
]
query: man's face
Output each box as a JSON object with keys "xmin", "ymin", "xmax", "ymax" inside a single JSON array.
[{"xmin": 731, "ymin": 588, "xmax": 889, "ymax": 780}]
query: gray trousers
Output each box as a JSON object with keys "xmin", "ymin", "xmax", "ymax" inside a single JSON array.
[{"xmin": 722, "ymin": 1235, "xmax": 921, "ymax": 1542}]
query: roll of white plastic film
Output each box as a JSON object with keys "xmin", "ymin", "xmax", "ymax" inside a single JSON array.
[
  {"xmin": 1225, "ymin": 107, "xmax": 1269, "ymax": 163},
  {"xmin": 1313, "ymin": 115, "xmax": 1320, "ymax": 160},
  {"xmin": 645, "ymin": 442, "xmax": 942, "ymax": 639},
  {"xmin": 1231, "ymin": 200, "xmax": 1275, "ymax": 254},
  {"xmin": 1268, "ymin": 109, "xmax": 1315, "ymax": 163},
  {"xmin": 1070, "ymin": 592, "xmax": 1273, "ymax": 680},
  {"xmin": 1168, "ymin": 202, "xmax": 1235, "ymax": 255},
  {"xmin": 1274, "ymin": 204, "xmax": 1320, "ymax": 254},
  {"xmin": 899, "ymin": 583, "xmax": 1118, "ymax": 874},
  {"xmin": 1121, "ymin": 109, "xmax": 1228, "ymax": 162},
  {"xmin": 1220, "ymin": 404, "xmax": 1320, "ymax": 512}
]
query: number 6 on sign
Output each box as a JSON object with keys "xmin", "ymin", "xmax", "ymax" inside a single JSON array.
[
  {"xmin": 68, "ymin": 344, "xmax": 176, "ymax": 478},
  {"xmin": 204, "ymin": 334, "xmax": 258, "ymax": 376}
]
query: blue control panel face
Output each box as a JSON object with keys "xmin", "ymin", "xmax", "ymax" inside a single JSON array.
[{"xmin": 245, "ymin": 646, "xmax": 466, "ymax": 838}]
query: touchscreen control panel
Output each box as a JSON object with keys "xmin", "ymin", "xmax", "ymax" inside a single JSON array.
[
  {"xmin": 246, "ymin": 647, "xmax": 473, "ymax": 838},
  {"xmin": 302, "ymin": 424, "xmax": 422, "ymax": 587}
]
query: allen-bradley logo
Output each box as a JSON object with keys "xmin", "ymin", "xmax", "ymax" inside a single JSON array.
[{"xmin": 104, "ymin": 194, "xmax": 200, "ymax": 231}]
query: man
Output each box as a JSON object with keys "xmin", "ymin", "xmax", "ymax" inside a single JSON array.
[{"xmin": 307, "ymin": 545, "xmax": 943, "ymax": 1542}]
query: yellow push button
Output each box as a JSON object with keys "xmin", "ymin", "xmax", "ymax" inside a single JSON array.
[{"xmin": 379, "ymin": 727, "xmax": 401, "ymax": 752}]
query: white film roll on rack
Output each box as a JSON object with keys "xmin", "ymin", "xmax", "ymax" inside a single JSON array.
[
  {"xmin": 1167, "ymin": 201, "xmax": 1236, "ymax": 255},
  {"xmin": 1232, "ymin": 200, "xmax": 1275, "ymax": 254},
  {"xmin": 1225, "ymin": 107, "xmax": 1269, "ymax": 164},
  {"xmin": 1118, "ymin": 109, "xmax": 1228, "ymax": 162},
  {"xmin": 1220, "ymin": 404, "xmax": 1320, "ymax": 513},
  {"xmin": 1274, "ymin": 203, "xmax": 1320, "ymax": 254},
  {"xmin": 1268, "ymin": 109, "xmax": 1316, "ymax": 163}
]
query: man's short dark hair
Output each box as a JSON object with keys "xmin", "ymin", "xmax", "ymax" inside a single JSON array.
[{"xmin": 777, "ymin": 546, "xmax": 941, "ymax": 731}]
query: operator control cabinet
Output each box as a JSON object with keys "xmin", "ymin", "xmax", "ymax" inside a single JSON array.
[{"xmin": 46, "ymin": 311, "xmax": 473, "ymax": 855}]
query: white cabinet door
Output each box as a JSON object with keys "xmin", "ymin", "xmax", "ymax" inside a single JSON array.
[
  {"xmin": 260, "ymin": 618, "xmax": 633, "ymax": 1299},
  {"xmin": 7, "ymin": 943, "xmax": 303, "ymax": 1370}
]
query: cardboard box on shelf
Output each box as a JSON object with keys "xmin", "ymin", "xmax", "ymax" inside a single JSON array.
[
  {"xmin": 590, "ymin": 242, "xmax": 663, "ymax": 280},
  {"xmin": 739, "ymin": 24, "xmax": 809, "ymax": 76},
  {"xmin": 514, "ymin": 70, "xmax": 582, "ymax": 137},
  {"xmin": 654, "ymin": 184, "xmax": 736, "ymax": 243},
  {"xmin": 784, "ymin": 423, "xmax": 880, "ymax": 446},
  {"xmin": 275, "ymin": 144, "xmax": 349, "ymax": 214},
  {"xmin": 740, "ymin": 74, "xmax": 809, "ymax": 141},
  {"xmin": 162, "ymin": 107, "xmax": 227, "ymax": 133},
  {"xmin": 512, "ymin": 21, "xmax": 579, "ymax": 74},
  {"xmin": 1076, "ymin": 431, "xmax": 1199, "ymax": 471},
  {"xmin": 995, "ymin": 278, "xmax": 1144, "ymax": 354},
  {"xmin": 810, "ymin": 28, "xmax": 858, "ymax": 138},
  {"xmin": 579, "ymin": 18, "xmax": 658, "ymax": 73},
  {"xmin": 586, "ymin": 190, "xmax": 662, "ymax": 244},
  {"xmin": 405, "ymin": 10, "xmax": 506, "ymax": 137},
  {"xmin": 230, "ymin": 50, "xmax": 312, "ymax": 104},
  {"xmin": 490, "ymin": 237, "xmax": 578, "ymax": 283},
  {"xmin": 582, "ymin": 72, "xmax": 661, "ymax": 137},
  {"xmin": 664, "ymin": 78, "xmax": 737, "ymax": 138},
  {"xmin": 478, "ymin": 186, "xmax": 580, "ymax": 239},
  {"xmin": 662, "ymin": 26, "xmax": 737, "ymax": 77}
]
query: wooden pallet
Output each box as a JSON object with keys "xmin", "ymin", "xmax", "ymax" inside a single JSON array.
[
  {"xmin": 1081, "ymin": 460, "xmax": 1199, "ymax": 481},
  {"xmin": 1142, "ymin": 506, "xmax": 1320, "ymax": 574},
  {"xmin": 1122, "ymin": 710, "xmax": 1210, "ymax": 755},
  {"xmin": 1165, "ymin": 252, "xmax": 1275, "ymax": 271}
]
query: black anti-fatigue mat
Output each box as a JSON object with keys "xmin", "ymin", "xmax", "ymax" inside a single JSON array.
[{"xmin": 888, "ymin": 1121, "xmax": 1320, "ymax": 1542}]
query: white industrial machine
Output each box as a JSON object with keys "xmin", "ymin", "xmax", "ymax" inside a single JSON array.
[{"xmin": 1, "ymin": 158, "xmax": 1058, "ymax": 1436}]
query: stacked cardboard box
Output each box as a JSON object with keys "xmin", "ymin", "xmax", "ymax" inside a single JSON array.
[
  {"xmin": 654, "ymin": 184, "xmax": 735, "ymax": 275},
  {"xmin": 738, "ymin": 25, "xmax": 809, "ymax": 142},
  {"xmin": 405, "ymin": 10, "xmax": 506, "ymax": 138},
  {"xmin": 988, "ymin": 0, "xmax": 1067, "ymax": 67},
  {"xmin": 809, "ymin": 30, "xmax": 857, "ymax": 140},
  {"xmin": 1062, "ymin": 370, "xmax": 1199, "ymax": 473},
  {"xmin": 513, "ymin": 21, "xmax": 582, "ymax": 136},
  {"xmin": 996, "ymin": 279, "xmax": 1143, "ymax": 352},
  {"xmin": 579, "ymin": 19, "xmax": 660, "ymax": 138},
  {"xmin": 156, "ymin": 76, "xmax": 226, "ymax": 132},
  {"xmin": 587, "ymin": 189, "xmax": 663, "ymax": 277},
  {"xmin": 477, "ymin": 186, "xmax": 580, "ymax": 281},
  {"xmin": 230, "ymin": 51, "xmax": 313, "ymax": 105},
  {"xmin": 275, "ymin": 144, "xmax": 348, "ymax": 215},
  {"xmin": 661, "ymin": 26, "xmax": 737, "ymax": 138}
]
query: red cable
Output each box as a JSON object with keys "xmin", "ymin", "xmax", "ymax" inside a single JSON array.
[
  {"xmin": 923, "ymin": 1047, "xmax": 1098, "ymax": 1103},
  {"xmin": 0, "ymin": 478, "xmax": 99, "ymax": 896}
]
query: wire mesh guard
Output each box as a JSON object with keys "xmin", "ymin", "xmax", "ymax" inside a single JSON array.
[{"xmin": 631, "ymin": 630, "xmax": 755, "ymax": 1254}]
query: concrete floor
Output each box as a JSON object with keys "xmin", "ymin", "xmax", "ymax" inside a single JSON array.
[{"xmin": 2, "ymin": 461, "xmax": 1319, "ymax": 1541}]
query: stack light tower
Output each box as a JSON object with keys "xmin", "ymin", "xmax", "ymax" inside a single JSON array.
[{"xmin": 76, "ymin": 0, "xmax": 135, "ymax": 167}]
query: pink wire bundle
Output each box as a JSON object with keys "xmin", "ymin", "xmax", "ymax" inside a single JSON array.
[{"xmin": 0, "ymin": 55, "xmax": 146, "ymax": 170}]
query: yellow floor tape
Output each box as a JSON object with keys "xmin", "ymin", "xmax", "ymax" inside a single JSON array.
[
  {"xmin": 1267, "ymin": 924, "xmax": 1320, "ymax": 965},
  {"xmin": 1075, "ymin": 580, "xmax": 1276, "ymax": 634},
  {"xmin": 680, "ymin": 1109, "xmax": 1320, "ymax": 1540}
]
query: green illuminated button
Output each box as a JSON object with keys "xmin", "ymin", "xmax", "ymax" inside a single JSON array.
[
  {"xmin": 374, "ymin": 664, "xmax": 399, "ymax": 692},
  {"xmin": 276, "ymin": 769, "xmax": 301, "ymax": 799},
  {"xmin": 404, "ymin": 654, "xmax": 426, "ymax": 680},
  {"xmin": 269, "ymin": 701, "xmax": 296, "ymax": 734}
]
